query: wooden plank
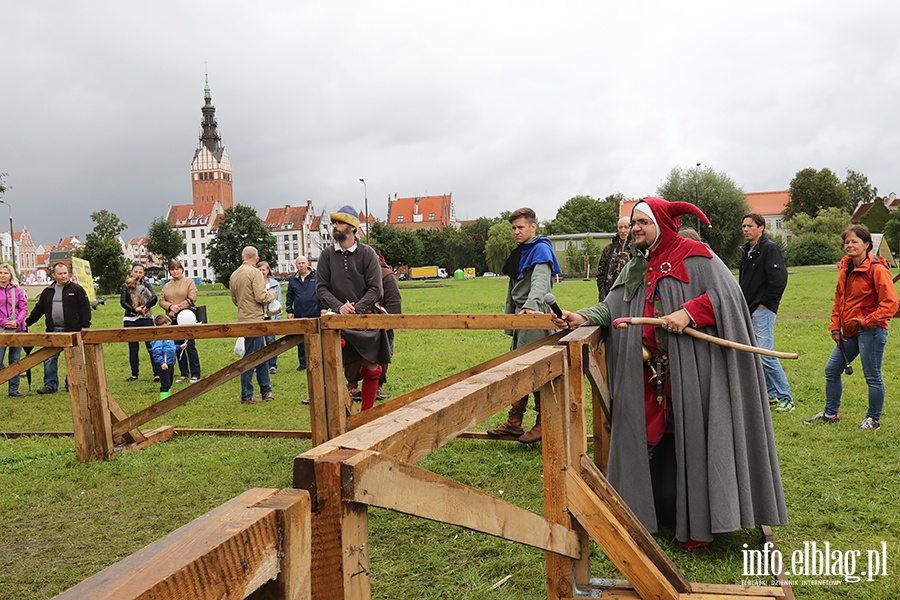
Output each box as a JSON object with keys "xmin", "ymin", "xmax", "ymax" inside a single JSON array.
[
  {"xmin": 562, "ymin": 339, "xmax": 591, "ymax": 587},
  {"xmin": 112, "ymin": 336, "xmax": 301, "ymax": 437},
  {"xmin": 0, "ymin": 346, "xmax": 61, "ymax": 385},
  {"xmin": 82, "ymin": 343, "xmax": 114, "ymax": 459},
  {"xmin": 175, "ymin": 428, "xmax": 312, "ymax": 438},
  {"xmin": 64, "ymin": 342, "xmax": 95, "ymax": 462},
  {"xmin": 53, "ymin": 488, "xmax": 285, "ymax": 600},
  {"xmin": 347, "ymin": 331, "xmax": 565, "ymax": 429},
  {"xmin": 321, "ymin": 329, "xmax": 349, "ymax": 439},
  {"xmin": 585, "ymin": 343, "xmax": 611, "ymax": 473},
  {"xmin": 303, "ymin": 449, "xmax": 370, "ymax": 600},
  {"xmin": 117, "ymin": 426, "xmax": 176, "ymax": 454},
  {"xmin": 578, "ymin": 454, "xmax": 691, "ymax": 592},
  {"xmin": 0, "ymin": 331, "xmax": 79, "ymax": 347},
  {"xmin": 321, "ymin": 312, "xmax": 558, "ymax": 330},
  {"xmin": 327, "ymin": 345, "xmax": 565, "ymax": 464},
  {"xmin": 303, "ymin": 332, "xmax": 328, "ymax": 446},
  {"xmin": 558, "ymin": 324, "xmax": 603, "ymax": 344},
  {"xmin": 761, "ymin": 525, "xmax": 795, "ymax": 600},
  {"xmin": 541, "ymin": 374, "xmax": 575, "ymax": 598},
  {"xmin": 255, "ymin": 488, "xmax": 312, "ymax": 600},
  {"xmin": 81, "ymin": 319, "xmax": 319, "ymax": 344},
  {"xmin": 566, "ymin": 470, "xmax": 680, "ymax": 600},
  {"xmin": 690, "ymin": 582, "xmax": 786, "ymax": 597},
  {"xmin": 344, "ymin": 450, "xmax": 580, "ymax": 558},
  {"xmin": 106, "ymin": 393, "xmax": 146, "ymax": 444}
]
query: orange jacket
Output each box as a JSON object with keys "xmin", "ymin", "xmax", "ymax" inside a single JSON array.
[{"xmin": 830, "ymin": 254, "xmax": 898, "ymax": 336}]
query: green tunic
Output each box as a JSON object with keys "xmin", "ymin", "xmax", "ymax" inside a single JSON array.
[{"xmin": 505, "ymin": 262, "xmax": 555, "ymax": 349}]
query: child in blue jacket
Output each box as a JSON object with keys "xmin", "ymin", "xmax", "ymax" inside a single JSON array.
[{"xmin": 150, "ymin": 315, "xmax": 180, "ymax": 399}]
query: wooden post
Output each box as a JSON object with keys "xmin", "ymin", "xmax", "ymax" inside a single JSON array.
[
  {"xmin": 563, "ymin": 338, "xmax": 591, "ymax": 588},
  {"xmin": 586, "ymin": 342, "xmax": 611, "ymax": 473},
  {"xmin": 64, "ymin": 337, "xmax": 96, "ymax": 462},
  {"xmin": 304, "ymin": 449, "xmax": 370, "ymax": 600},
  {"xmin": 321, "ymin": 329, "xmax": 348, "ymax": 440},
  {"xmin": 540, "ymin": 371, "xmax": 574, "ymax": 599},
  {"xmin": 83, "ymin": 343, "xmax": 114, "ymax": 460},
  {"xmin": 304, "ymin": 332, "xmax": 328, "ymax": 446}
]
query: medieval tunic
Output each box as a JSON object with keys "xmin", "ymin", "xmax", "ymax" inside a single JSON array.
[
  {"xmin": 579, "ymin": 244, "xmax": 788, "ymax": 543},
  {"xmin": 316, "ymin": 241, "xmax": 392, "ymax": 365},
  {"xmin": 504, "ymin": 236, "xmax": 561, "ymax": 350}
]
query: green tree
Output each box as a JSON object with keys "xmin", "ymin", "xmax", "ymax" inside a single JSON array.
[
  {"xmin": 544, "ymin": 195, "xmax": 618, "ymax": 235},
  {"xmin": 484, "ymin": 221, "xmax": 515, "ymax": 273},
  {"xmin": 656, "ymin": 164, "xmax": 749, "ymax": 266},
  {"xmin": 860, "ymin": 200, "xmax": 890, "ymax": 233},
  {"xmin": 844, "ymin": 168, "xmax": 878, "ymax": 212},
  {"xmin": 76, "ymin": 209, "xmax": 128, "ymax": 294},
  {"xmin": 563, "ymin": 241, "xmax": 585, "ymax": 275},
  {"xmin": 0, "ymin": 172, "xmax": 9, "ymax": 196},
  {"xmin": 146, "ymin": 217, "xmax": 185, "ymax": 274},
  {"xmin": 368, "ymin": 222, "xmax": 424, "ymax": 269},
  {"xmin": 207, "ymin": 205, "xmax": 276, "ymax": 288},
  {"xmin": 784, "ymin": 207, "xmax": 850, "ymax": 243},
  {"xmin": 883, "ymin": 213, "xmax": 900, "ymax": 253},
  {"xmin": 785, "ymin": 168, "xmax": 851, "ymax": 219},
  {"xmin": 456, "ymin": 217, "xmax": 500, "ymax": 273},
  {"xmin": 783, "ymin": 233, "xmax": 842, "ymax": 266}
]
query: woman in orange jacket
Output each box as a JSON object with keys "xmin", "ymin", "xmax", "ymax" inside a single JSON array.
[{"xmin": 806, "ymin": 225, "xmax": 898, "ymax": 430}]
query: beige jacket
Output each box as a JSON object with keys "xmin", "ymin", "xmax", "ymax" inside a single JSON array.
[
  {"xmin": 230, "ymin": 262, "xmax": 273, "ymax": 322},
  {"xmin": 159, "ymin": 277, "xmax": 198, "ymax": 316}
]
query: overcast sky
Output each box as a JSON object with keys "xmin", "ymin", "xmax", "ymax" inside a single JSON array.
[{"xmin": 2, "ymin": 1, "xmax": 899, "ymax": 247}]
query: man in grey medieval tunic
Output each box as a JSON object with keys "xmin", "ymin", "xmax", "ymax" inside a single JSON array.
[
  {"xmin": 316, "ymin": 205, "xmax": 392, "ymax": 411},
  {"xmin": 554, "ymin": 197, "xmax": 787, "ymax": 547}
]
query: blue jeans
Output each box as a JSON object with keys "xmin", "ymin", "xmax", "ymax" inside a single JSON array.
[
  {"xmin": 43, "ymin": 326, "xmax": 66, "ymax": 391},
  {"xmin": 751, "ymin": 307, "xmax": 792, "ymax": 401},
  {"xmin": 824, "ymin": 326, "xmax": 888, "ymax": 420},
  {"xmin": 240, "ymin": 336, "xmax": 272, "ymax": 400},
  {"xmin": 0, "ymin": 343, "xmax": 22, "ymax": 394}
]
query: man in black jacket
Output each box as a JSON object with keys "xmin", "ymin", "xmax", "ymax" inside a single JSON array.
[
  {"xmin": 739, "ymin": 213, "xmax": 794, "ymax": 413},
  {"xmin": 25, "ymin": 263, "xmax": 92, "ymax": 394},
  {"xmin": 285, "ymin": 255, "xmax": 319, "ymax": 370}
]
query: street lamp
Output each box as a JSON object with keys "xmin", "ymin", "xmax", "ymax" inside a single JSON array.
[
  {"xmin": 0, "ymin": 200, "xmax": 14, "ymax": 272},
  {"xmin": 359, "ymin": 178, "xmax": 368, "ymax": 243}
]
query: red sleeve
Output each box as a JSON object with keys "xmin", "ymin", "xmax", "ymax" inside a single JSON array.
[{"xmin": 682, "ymin": 293, "xmax": 715, "ymax": 328}]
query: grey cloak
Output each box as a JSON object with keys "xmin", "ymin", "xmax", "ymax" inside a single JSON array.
[{"xmin": 596, "ymin": 252, "xmax": 788, "ymax": 542}]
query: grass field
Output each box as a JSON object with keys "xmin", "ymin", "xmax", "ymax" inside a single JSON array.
[{"xmin": 1, "ymin": 269, "xmax": 898, "ymax": 599}]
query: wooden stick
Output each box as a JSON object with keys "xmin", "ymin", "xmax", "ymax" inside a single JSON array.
[{"xmin": 612, "ymin": 317, "xmax": 799, "ymax": 359}]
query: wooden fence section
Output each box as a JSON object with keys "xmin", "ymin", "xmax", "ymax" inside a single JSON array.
[
  {"xmin": 293, "ymin": 327, "xmax": 787, "ymax": 600},
  {"xmin": 53, "ymin": 488, "xmax": 311, "ymax": 600}
]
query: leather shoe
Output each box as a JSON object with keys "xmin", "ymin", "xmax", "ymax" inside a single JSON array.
[
  {"xmin": 8, "ymin": 391, "xmax": 25, "ymax": 398},
  {"xmin": 241, "ymin": 396, "xmax": 264, "ymax": 404},
  {"xmin": 262, "ymin": 392, "xmax": 275, "ymax": 401},
  {"xmin": 517, "ymin": 425, "xmax": 542, "ymax": 444},
  {"xmin": 37, "ymin": 387, "xmax": 58, "ymax": 395}
]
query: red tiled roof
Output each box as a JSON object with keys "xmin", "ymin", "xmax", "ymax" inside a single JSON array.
[
  {"xmin": 851, "ymin": 202, "xmax": 874, "ymax": 223},
  {"xmin": 744, "ymin": 190, "xmax": 789, "ymax": 216},
  {"xmin": 263, "ymin": 205, "xmax": 309, "ymax": 231},
  {"xmin": 389, "ymin": 194, "xmax": 451, "ymax": 227},
  {"xmin": 168, "ymin": 202, "xmax": 218, "ymax": 228},
  {"xmin": 311, "ymin": 215, "xmax": 321, "ymax": 229},
  {"xmin": 128, "ymin": 237, "xmax": 146, "ymax": 246}
]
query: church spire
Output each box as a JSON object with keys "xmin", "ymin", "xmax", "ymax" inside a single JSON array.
[{"xmin": 199, "ymin": 74, "xmax": 221, "ymax": 154}]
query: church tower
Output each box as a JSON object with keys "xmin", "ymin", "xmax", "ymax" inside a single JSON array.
[{"xmin": 191, "ymin": 76, "xmax": 233, "ymax": 208}]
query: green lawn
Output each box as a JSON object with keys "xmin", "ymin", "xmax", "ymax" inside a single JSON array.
[{"xmin": 1, "ymin": 270, "xmax": 898, "ymax": 599}]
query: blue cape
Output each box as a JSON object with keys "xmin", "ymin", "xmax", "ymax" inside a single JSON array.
[{"xmin": 517, "ymin": 236, "xmax": 562, "ymax": 280}]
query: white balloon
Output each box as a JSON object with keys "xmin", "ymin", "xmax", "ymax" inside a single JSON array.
[{"xmin": 176, "ymin": 310, "xmax": 198, "ymax": 325}]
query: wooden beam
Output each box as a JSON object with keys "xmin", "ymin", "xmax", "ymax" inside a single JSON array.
[
  {"xmin": 321, "ymin": 312, "xmax": 558, "ymax": 330},
  {"xmin": 53, "ymin": 488, "xmax": 310, "ymax": 600},
  {"xmin": 305, "ymin": 344, "xmax": 565, "ymax": 465},
  {"xmin": 566, "ymin": 470, "xmax": 681, "ymax": 600},
  {"xmin": 347, "ymin": 331, "xmax": 565, "ymax": 429},
  {"xmin": 343, "ymin": 450, "xmax": 580, "ymax": 558},
  {"xmin": 321, "ymin": 330, "xmax": 349, "ymax": 440},
  {"xmin": 585, "ymin": 342, "xmax": 612, "ymax": 473},
  {"xmin": 575, "ymin": 454, "xmax": 692, "ymax": 594},
  {"xmin": 106, "ymin": 393, "xmax": 147, "ymax": 445},
  {"xmin": 112, "ymin": 336, "xmax": 301, "ymax": 437},
  {"xmin": 64, "ymin": 341, "xmax": 95, "ymax": 462},
  {"xmin": 0, "ymin": 346, "xmax": 61, "ymax": 385},
  {"xmin": 303, "ymin": 332, "xmax": 328, "ymax": 446},
  {"xmin": 254, "ymin": 488, "xmax": 312, "ymax": 600},
  {"xmin": 83, "ymin": 343, "xmax": 114, "ymax": 459},
  {"xmin": 81, "ymin": 319, "xmax": 319, "ymax": 345},
  {"xmin": 584, "ymin": 343, "xmax": 611, "ymax": 422},
  {"xmin": 117, "ymin": 426, "xmax": 176, "ymax": 454},
  {"xmin": 301, "ymin": 449, "xmax": 370, "ymax": 600},
  {"xmin": 0, "ymin": 331, "xmax": 79, "ymax": 347}
]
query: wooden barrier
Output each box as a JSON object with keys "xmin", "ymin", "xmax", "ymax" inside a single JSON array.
[{"xmin": 53, "ymin": 488, "xmax": 311, "ymax": 600}]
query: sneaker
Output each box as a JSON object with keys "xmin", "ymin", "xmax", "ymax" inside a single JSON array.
[
  {"xmin": 769, "ymin": 398, "xmax": 778, "ymax": 407},
  {"xmin": 262, "ymin": 392, "xmax": 275, "ymax": 401},
  {"xmin": 269, "ymin": 367, "xmax": 277, "ymax": 374},
  {"xmin": 804, "ymin": 411, "xmax": 840, "ymax": 425},
  {"xmin": 175, "ymin": 377, "xmax": 185, "ymax": 384},
  {"xmin": 859, "ymin": 416, "xmax": 881, "ymax": 430},
  {"xmin": 774, "ymin": 399, "xmax": 795, "ymax": 413},
  {"xmin": 301, "ymin": 397, "xmax": 310, "ymax": 405},
  {"xmin": 189, "ymin": 377, "xmax": 200, "ymax": 383}
]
